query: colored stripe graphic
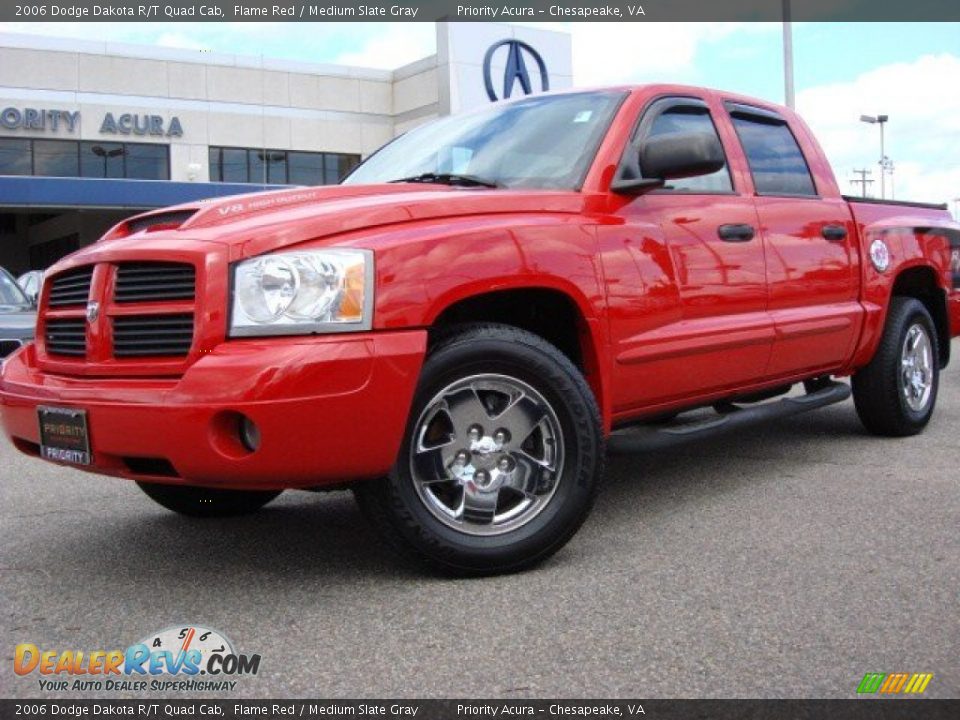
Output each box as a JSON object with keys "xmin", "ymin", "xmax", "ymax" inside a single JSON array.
[
  {"xmin": 910, "ymin": 674, "xmax": 933, "ymax": 694},
  {"xmin": 880, "ymin": 673, "xmax": 909, "ymax": 693},
  {"xmin": 858, "ymin": 672, "xmax": 933, "ymax": 694},
  {"xmin": 857, "ymin": 673, "xmax": 886, "ymax": 693}
]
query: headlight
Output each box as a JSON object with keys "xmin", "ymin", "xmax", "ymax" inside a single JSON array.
[{"xmin": 230, "ymin": 249, "xmax": 373, "ymax": 336}]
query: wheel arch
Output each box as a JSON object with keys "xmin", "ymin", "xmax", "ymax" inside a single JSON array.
[
  {"xmin": 891, "ymin": 265, "xmax": 951, "ymax": 368},
  {"xmin": 427, "ymin": 285, "xmax": 611, "ymax": 433}
]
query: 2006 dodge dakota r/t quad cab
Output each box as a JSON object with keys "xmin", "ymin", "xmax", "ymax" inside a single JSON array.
[{"xmin": 2, "ymin": 85, "xmax": 959, "ymax": 574}]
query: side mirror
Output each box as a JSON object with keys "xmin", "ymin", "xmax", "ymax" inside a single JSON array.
[
  {"xmin": 640, "ymin": 131, "xmax": 726, "ymax": 180},
  {"xmin": 611, "ymin": 131, "xmax": 726, "ymax": 195}
]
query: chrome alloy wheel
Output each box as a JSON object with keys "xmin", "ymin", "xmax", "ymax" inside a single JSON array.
[
  {"xmin": 410, "ymin": 374, "xmax": 565, "ymax": 536},
  {"xmin": 900, "ymin": 323, "xmax": 934, "ymax": 412}
]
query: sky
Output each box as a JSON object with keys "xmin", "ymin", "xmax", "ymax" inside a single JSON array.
[{"xmin": 0, "ymin": 20, "xmax": 958, "ymax": 208}]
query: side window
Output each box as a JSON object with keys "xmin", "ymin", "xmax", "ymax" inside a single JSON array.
[
  {"xmin": 729, "ymin": 113, "xmax": 816, "ymax": 196},
  {"xmin": 645, "ymin": 107, "xmax": 733, "ymax": 193}
]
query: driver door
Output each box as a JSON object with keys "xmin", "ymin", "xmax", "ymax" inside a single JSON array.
[{"xmin": 602, "ymin": 96, "xmax": 773, "ymax": 414}]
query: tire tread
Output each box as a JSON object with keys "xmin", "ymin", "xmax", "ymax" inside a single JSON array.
[{"xmin": 852, "ymin": 297, "xmax": 939, "ymax": 437}]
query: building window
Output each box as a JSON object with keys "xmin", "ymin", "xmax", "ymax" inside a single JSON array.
[
  {"xmin": 123, "ymin": 143, "xmax": 168, "ymax": 180},
  {"xmin": 0, "ymin": 140, "xmax": 169, "ymax": 180},
  {"xmin": 80, "ymin": 142, "xmax": 125, "ymax": 178},
  {"xmin": 33, "ymin": 140, "xmax": 79, "ymax": 177},
  {"xmin": 288, "ymin": 151, "xmax": 324, "ymax": 185},
  {"xmin": 0, "ymin": 138, "xmax": 31, "ymax": 176},
  {"xmin": 209, "ymin": 146, "xmax": 360, "ymax": 185}
]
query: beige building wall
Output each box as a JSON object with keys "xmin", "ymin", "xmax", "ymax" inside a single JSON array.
[
  {"xmin": 0, "ymin": 24, "xmax": 574, "ymax": 185},
  {"xmin": 0, "ymin": 33, "xmax": 442, "ymax": 182}
]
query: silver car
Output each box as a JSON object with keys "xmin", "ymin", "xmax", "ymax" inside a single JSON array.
[{"xmin": 1, "ymin": 267, "xmax": 36, "ymax": 360}]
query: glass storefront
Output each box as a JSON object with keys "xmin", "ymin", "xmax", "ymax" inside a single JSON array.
[
  {"xmin": 209, "ymin": 146, "xmax": 360, "ymax": 185},
  {"xmin": 0, "ymin": 139, "xmax": 169, "ymax": 180}
]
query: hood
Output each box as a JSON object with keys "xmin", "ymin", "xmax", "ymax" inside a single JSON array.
[
  {"xmin": 101, "ymin": 184, "xmax": 587, "ymax": 259},
  {"xmin": 0, "ymin": 307, "xmax": 37, "ymax": 340}
]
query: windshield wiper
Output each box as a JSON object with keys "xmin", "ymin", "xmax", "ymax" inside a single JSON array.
[{"xmin": 389, "ymin": 172, "xmax": 502, "ymax": 189}]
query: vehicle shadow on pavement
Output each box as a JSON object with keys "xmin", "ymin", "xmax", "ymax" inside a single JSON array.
[
  {"xmin": 595, "ymin": 402, "xmax": 872, "ymax": 520},
  {"xmin": 10, "ymin": 402, "xmax": 877, "ymax": 582}
]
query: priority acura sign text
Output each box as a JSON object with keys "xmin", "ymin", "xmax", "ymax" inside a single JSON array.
[{"xmin": 0, "ymin": 107, "xmax": 184, "ymax": 136}]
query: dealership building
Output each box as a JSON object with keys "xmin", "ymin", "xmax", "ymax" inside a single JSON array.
[{"xmin": 0, "ymin": 22, "xmax": 571, "ymax": 273}]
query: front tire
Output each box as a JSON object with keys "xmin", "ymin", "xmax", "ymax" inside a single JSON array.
[
  {"xmin": 853, "ymin": 297, "xmax": 940, "ymax": 437},
  {"xmin": 137, "ymin": 482, "xmax": 282, "ymax": 518},
  {"xmin": 354, "ymin": 323, "xmax": 604, "ymax": 575}
]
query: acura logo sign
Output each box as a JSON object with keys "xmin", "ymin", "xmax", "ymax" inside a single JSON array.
[{"xmin": 483, "ymin": 40, "xmax": 549, "ymax": 102}]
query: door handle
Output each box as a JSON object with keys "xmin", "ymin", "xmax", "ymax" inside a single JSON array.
[
  {"xmin": 822, "ymin": 224, "xmax": 848, "ymax": 242},
  {"xmin": 717, "ymin": 223, "xmax": 755, "ymax": 242}
]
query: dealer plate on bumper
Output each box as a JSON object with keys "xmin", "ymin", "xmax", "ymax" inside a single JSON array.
[{"xmin": 37, "ymin": 406, "xmax": 91, "ymax": 466}]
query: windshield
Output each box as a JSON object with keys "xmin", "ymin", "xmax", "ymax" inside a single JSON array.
[
  {"xmin": 0, "ymin": 268, "xmax": 30, "ymax": 309},
  {"xmin": 344, "ymin": 90, "xmax": 627, "ymax": 190}
]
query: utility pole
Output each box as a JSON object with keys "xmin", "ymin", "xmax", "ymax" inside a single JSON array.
[
  {"xmin": 860, "ymin": 114, "xmax": 889, "ymax": 198},
  {"xmin": 850, "ymin": 169, "xmax": 873, "ymax": 198},
  {"xmin": 782, "ymin": 0, "xmax": 795, "ymax": 109}
]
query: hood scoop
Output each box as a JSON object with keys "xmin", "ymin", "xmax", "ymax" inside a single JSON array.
[{"xmin": 104, "ymin": 209, "xmax": 199, "ymax": 241}]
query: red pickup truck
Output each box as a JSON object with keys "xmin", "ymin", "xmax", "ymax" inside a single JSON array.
[{"xmin": 2, "ymin": 85, "xmax": 958, "ymax": 574}]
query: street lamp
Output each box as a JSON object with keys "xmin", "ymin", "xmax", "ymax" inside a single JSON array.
[
  {"xmin": 90, "ymin": 144, "xmax": 125, "ymax": 177},
  {"xmin": 860, "ymin": 114, "xmax": 889, "ymax": 199},
  {"xmin": 782, "ymin": 0, "xmax": 795, "ymax": 109}
]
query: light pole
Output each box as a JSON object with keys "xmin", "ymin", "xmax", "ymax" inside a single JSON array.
[
  {"xmin": 90, "ymin": 144, "xmax": 125, "ymax": 177},
  {"xmin": 782, "ymin": 0, "xmax": 795, "ymax": 109},
  {"xmin": 860, "ymin": 114, "xmax": 889, "ymax": 199}
]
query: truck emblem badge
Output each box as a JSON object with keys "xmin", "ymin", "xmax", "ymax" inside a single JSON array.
[
  {"xmin": 483, "ymin": 40, "xmax": 549, "ymax": 102},
  {"xmin": 870, "ymin": 239, "xmax": 891, "ymax": 272},
  {"xmin": 86, "ymin": 302, "xmax": 100, "ymax": 323}
]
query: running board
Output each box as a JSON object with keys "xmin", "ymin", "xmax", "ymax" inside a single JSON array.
[{"xmin": 608, "ymin": 381, "xmax": 851, "ymax": 454}]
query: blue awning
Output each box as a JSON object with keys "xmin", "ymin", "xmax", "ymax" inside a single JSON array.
[{"xmin": 0, "ymin": 176, "xmax": 291, "ymax": 209}]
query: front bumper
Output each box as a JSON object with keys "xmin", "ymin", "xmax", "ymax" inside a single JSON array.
[{"xmin": 0, "ymin": 331, "xmax": 426, "ymax": 489}]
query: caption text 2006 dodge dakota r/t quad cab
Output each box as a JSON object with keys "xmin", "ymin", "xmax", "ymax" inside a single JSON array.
[{"xmin": 2, "ymin": 85, "xmax": 959, "ymax": 575}]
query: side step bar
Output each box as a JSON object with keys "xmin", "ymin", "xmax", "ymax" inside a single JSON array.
[{"xmin": 608, "ymin": 381, "xmax": 851, "ymax": 454}]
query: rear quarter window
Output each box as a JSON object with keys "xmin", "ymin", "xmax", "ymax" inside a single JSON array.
[{"xmin": 730, "ymin": 115, "xmax": 817, "ymax": 196}]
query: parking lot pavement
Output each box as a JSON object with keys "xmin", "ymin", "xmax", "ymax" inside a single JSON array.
[{"xmin": 1, "ymin": 343, "xmax": 958, "ymax": 700}]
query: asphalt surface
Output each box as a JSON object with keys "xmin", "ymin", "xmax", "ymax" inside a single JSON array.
[{"xmin": 2, "ymin": 342, "xmax": 958, "ymax": 700}]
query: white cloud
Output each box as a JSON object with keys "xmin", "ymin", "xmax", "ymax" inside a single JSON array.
[
  {"xmin": 154, "ymin": 32, "xmax": 208, "ymax": 50},
  {"xmin": 332, "ymin": 23, "xmax": 435, "ymax": 69},
  {"xmin": 797, "ymin": 53, "xmax": 960, "ymax": 205},
  {"xmin": 567, "ymin": 22, "xmax": 778, "ymax": 86}
]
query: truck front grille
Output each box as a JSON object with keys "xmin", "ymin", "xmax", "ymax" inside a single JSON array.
[
  {"xmin": 115, "ymin": 262, "xmax": 196, "ymax": 303},
  {"xmin": 113, "ymin": 314, "xmax": 195, "ymax": 358},
  {"xmin": 48, "ymin": 267, "xmax": 93, "ymax": 307},
  {"xmin": 39, "ymin": 260, "xmax": 202, "ymax": 369},
  {"xmin": 45, "ymin": 318, "xmax": 87, "ymax": 357}
]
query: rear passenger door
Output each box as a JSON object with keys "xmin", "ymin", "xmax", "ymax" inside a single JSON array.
[{"xmin": 725, "ymin": 103, "xmax": 860, "ymax": 378}]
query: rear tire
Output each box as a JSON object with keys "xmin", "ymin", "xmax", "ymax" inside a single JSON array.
[
  {"xmin": 354, "ymin": 323, "xmax": 604, "ymax": 576},
  {"xmin": 137, "ymin": 482, "xmax": 282, "ymax": 518},
  {"xmin": 852, "ymin": 297, "xmax": 939, "ymax": 437}
]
